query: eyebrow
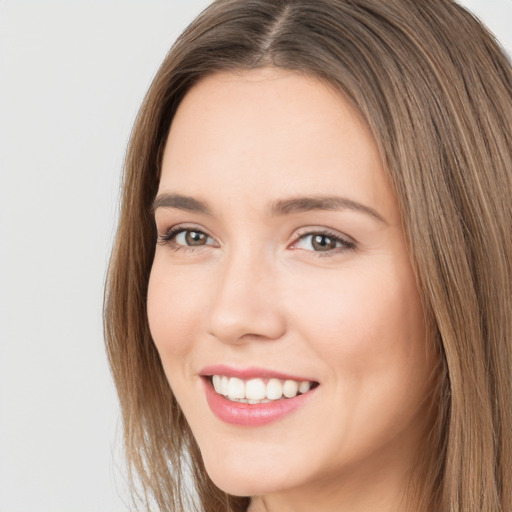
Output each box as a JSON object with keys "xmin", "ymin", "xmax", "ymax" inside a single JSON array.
[
  {"xmin": 151, "ymin": 193, "xmax": 211, "ymax": 215},
  {"xmin": 269, "ymin": 196, "xmax": 387, "ymax": 223},
  {"xmin": 152, "ymin": 193, "xmax": 387, "ymax": 224}
]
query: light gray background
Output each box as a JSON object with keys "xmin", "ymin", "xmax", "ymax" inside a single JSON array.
[{"xmin": 0, "ymin": 1, "xmax": 510, "ymax": 511}]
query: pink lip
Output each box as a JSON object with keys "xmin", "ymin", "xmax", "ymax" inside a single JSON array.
[
  {"xmin": 200, "ymin": 366, "xmax": 319, "ymax": 427},
  {"xmin": 200, "ymin": 364, "xmax": 316, "ymax": 383}
]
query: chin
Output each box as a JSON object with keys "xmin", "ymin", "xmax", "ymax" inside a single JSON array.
[
  {"xmin": 206, "ymin": 468, "xmax": 265, "ymax": 497},
  {"xmin": 201, "ymin": 449, "xmax": 294, "ymax": 497}
]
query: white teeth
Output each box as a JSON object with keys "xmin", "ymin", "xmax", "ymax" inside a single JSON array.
[
  {"xmin": 299, "ymin": 381, "xmax": 311, "ymax": 394},
  {"xmin": 230, "ymin": 398, "xmax": 272, "ymax": 404},
  {"xmin": 227, "ymin": 377, "xmax": 245, "ymax": 399},
  {"xmin": 283, "ymin": 379, "xmax": 299, "ymax": 398},
  {"xmin": 212, "ymin": 375, "xmax": 222, "ymax": 393},
  {"xmin": 246, "ymin": 378, "xmax": 267, "ymax": 400},
  {"xmin": 211, "ymin": 375, "xmax": 315, "ymax": 402},
  {"xmin": 221, "ymin": 376, "xmax": 229, "ymax": 396},
  {"xmin": 266, "ymin": 378, "xmax": 283, "ymax": 400}
]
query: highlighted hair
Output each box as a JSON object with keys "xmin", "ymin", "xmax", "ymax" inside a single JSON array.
[{"xmin": 104, "ymin": 1, "xmax": 512, "ymax": 510}]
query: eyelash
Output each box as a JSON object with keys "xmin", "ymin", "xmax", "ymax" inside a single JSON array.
[
  {"xmin": 292, "ymin": 228, "xmax": 356, "ymax": 257},
  {"xmin": 157, "ymin": 224, "xmax": 214, "ymax": 253},
  {"xmin": 157, "ymin": 225, "xmax": 356, "ymax": 257}
]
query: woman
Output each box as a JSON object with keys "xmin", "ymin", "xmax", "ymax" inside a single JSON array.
[{"xmin": 104, "ymin": 1, "xmax": 512, "ymax": 511}]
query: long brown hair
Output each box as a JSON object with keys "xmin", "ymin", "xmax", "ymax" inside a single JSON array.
[{"xmin": 104, "ymin": 1, "xmax": 512, "ymax": 510}]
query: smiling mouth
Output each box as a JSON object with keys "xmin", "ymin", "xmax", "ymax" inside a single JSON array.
[{"xmin": 206, "ymin": 375, "xmax": 320, "ymax": 404}]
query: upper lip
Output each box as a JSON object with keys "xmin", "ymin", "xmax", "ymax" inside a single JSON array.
[{"xmin": 199, "ymin": 364, "xmax": 318, "ymax": 383}]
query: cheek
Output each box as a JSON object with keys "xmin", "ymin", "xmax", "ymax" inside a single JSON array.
[
  {"xmin": 281, "ymin": 263, "xmax": 432, "ymax": 456},
  {"xmin": 147, "ymin": 255, "xmax": 205, "ymax": 362},
  {"xmin": 284, "ymin": 259, "xmax": 427, "ymax": 378}
]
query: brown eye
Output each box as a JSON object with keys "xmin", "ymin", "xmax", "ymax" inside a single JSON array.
[
  {"xmin": 185, "ymin": 230, "xmax": 208, "ymax": 246},
  {"xmin": 311, "ymin": 234, "xmax": 339, "ymax": 251},
  {"xmin": 159, "ymin": 227, "xmax": 216, "ymax": 248},
  {"xmin": 293, "ymin": 231, "xmax": 355, "ymax": 255}
]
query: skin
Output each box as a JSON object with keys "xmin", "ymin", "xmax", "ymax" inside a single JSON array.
[{"xmin": 147, "ymin": 68, "xmax": 436, "ymax": 512}]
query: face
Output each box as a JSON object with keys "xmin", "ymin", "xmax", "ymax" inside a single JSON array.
[{"xmin": 148, "ymin": 68, "xmax": 435, "ymax": 510}]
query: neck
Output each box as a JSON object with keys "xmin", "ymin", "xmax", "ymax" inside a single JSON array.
[
  {"xmin": 246, "ymin": 444, "xmax": 430, "ymax": 512},
  {"xmin": 248, "ymin": 477, "xmax": 414, "ymax": 512}
]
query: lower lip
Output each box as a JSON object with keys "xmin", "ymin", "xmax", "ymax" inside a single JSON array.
[{"xmin": 203, "ymin": 378, "xmax": 317, "ymax": 426}]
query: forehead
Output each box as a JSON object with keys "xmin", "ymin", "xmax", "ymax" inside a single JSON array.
[{"xmin": 159, "ymin": 68, "xmax": 398, "ymax": 222}]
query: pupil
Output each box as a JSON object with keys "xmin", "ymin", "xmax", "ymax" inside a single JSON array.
[
  {"xmin": 312, "ymin": 234, "xmax": 335, "ymax": 251},
  {"xmin": 186, "ymin": 231, "xmax": 206, "ymax": 245}
]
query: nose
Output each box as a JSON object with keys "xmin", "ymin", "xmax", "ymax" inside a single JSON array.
[{"xmin": 205, "ymin": 248, "xmax": 287, "ymax": 345}]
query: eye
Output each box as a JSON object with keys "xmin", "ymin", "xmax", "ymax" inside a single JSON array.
[
  {"xmin": 175, "ymin": 229, "xmax": 212, "ymax": 246},
  {"xmin": 292, "ymin": 230, "xmax": 355, "ymax": 255},
  {"xmin": 158, "ymin": 226, "xmax": 216, "ymax": 249}
]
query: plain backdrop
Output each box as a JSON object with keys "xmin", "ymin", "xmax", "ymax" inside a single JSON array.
[{"xmin": 0, "ymin": 1, "xmax": 510, "ymax": 511}]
